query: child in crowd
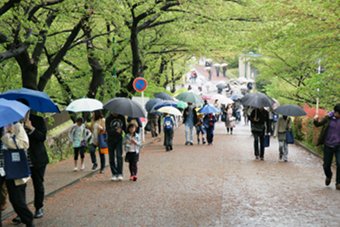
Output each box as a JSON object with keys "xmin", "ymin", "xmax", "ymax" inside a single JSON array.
[
  {"xmin": 123, "ymin": 123, "xmax": 141, "ymax": 181},
  {"xmin": 163, "ymin": 113, "xmax": 175, "ymax": 151},
  {"xmin": 203, "ymin": 113, "xmax": 217, "ymax": 145},
  {"xmin": 196, "ymin": 113, "xmax": 206, "ymax": 144},
  {"xmin": 69, "ymin": 117, "xmax": 86, "ymax": 171}
]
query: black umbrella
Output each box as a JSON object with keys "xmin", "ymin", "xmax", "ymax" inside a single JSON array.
[
  {"xmin": 216, "ymin": 83, "xmax": 227, "ymax": 89},
  {"xmin": 154, "ymin": 92, "xmax": 174, "ymax": 101},
  {"xmin": 104, "ymin": 97, "xmax": 146, "ymax": 118},
  {"xmin": 145, "ymin": 98, "xmax": 162, "ymax": 112},
  {"xmin": 274, "ymin": 104, "xmax": 306, "ymax": 116},
  {"xmin": 241, "ymin": 92, "xmax": 273, "ymax": 108}
]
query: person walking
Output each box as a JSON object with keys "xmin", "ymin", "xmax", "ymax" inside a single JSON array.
[
  {"xmin": 273, "ymin": 115, "xmax": 292, "ymax": 162},
  {"xmin": 196, "ymin": 113, "xmax": 206, "ymax": 145},
  {"xmin": 147, "ymin": 112, "xmax": 159, "ymax": 137},
  {"xmin": 183, "ymin": 102, "xmax": 198, "ymax": 145},
  {"xmin": 224, "ymin": 104, "xmax": 236, "ymax": 134},
  {"xmin": 106, "ymin": 113, "xmax": 126, "ymax": 181},
  {"xmin": 69, "ymin": 117, "xmax": 87, "ymax": 171},
  {"xmin": 123, "ymin": 123, "xmax": 141, "ymax": 181},
  {"xmin": 163, "ymin": 114, "xmax": 175, "ymax": 151},
  {"xmin": 89, "ymin": 110, "xmax": 106, "ymax": 172},
  {"xmin": 250, "ymin": 108, "xmax": 270, "ymax": 160},
  {"xmin": 203, "ymin": 113, "xmax": 217, "ymax": 145},
  {"xmin": 1, "ymin": 122, "xmax": 35, "ymax": 227},
  {"xmin": 313, "ymin": 103, "xmax": 340, "ymax": 190}
]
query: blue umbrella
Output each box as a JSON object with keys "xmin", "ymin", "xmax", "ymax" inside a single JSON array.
[
  {"xmin": 154, "ymin": 92, "xmax": 174, "ymax": 101},
  {"xmin": 0, "ymin": 98, "xmax": 30, "ymax": 127},
  {"xmin": 0, "ymin": 88, "xmax": 59, "ymax": 113},
  {"xmin": 199, "ymin": 104, "xmax": 220, "ymax": 114},
  {"xmin": 145, "ymin": 98, "xmax": 163, "ymax": 112}
]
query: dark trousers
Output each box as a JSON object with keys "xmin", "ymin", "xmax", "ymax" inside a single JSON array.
[
  {"xmin": 0, "ymin": 177, "xmax": 33, "ymax": 226},
  {"xmin": 74, "ymin": 146, "xmax": 85, "ymax": 160},
  {"xmin": 206, "ymin": 127, "xmax": 214, "ymax": 144},
  {"xmin": 164, "ymin": 129, "xmax": 173, "ymax": 147},
  {"xmin": 129, "ymin": 161, "xmax": 138, "ymax": 176},
  {"xmin": 31, "ymin": 165, "xmax": 46, "ymax": 210},
  {"xmin": 323, "ymin": 145, "xmax": 340, "ymax": 184},
  {"xmin": 89, "ymin": 144, "xmax": 105, "ymax": 170},
  {"xmin": 108, "ymin": 140, "xmax": 123, "ymax": 176},
  {"xmin": 253, "ymin": 132, "xmax": 265, "ymax": 158}
]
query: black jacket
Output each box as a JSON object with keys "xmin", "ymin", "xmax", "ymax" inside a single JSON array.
[
  {"xmin": 27, "ymin": 114, "xmax": 49, "ymax": 167},
  {"xmin": 250, "ymin": 108, "xmax": 271, "ymax": 134},
  {"xmin": 183, "ymin": 106, "xmax": 198, "ymax": 125},
  {"xmin": 105, "ymin": 114, "xmax": 126, "ymax": 142}
]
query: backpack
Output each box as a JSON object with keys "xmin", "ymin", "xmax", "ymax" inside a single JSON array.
[{"xmin": 164, "ymin": 116, "xmax": 173, "ymax": 130}]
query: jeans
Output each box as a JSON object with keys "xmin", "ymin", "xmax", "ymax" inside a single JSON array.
[
  {"xmin": 164, "ymin": 129, "xmax": 174, "ymax": 147},
  {"xmin": 31, "ymin": 165, "xmax": 46, "ymax": 210},
  {"xmin": 323, "ymin": 145, "xmax": 340, "ymax": 184},
  {"xmin": 185, "ymin": 124, "xmax": 194, "ymax": 143},
  {"xmin": 89, "ymin": 144, "xmax": 105, "ymax": 170},
  {"xmin": 253, "ymin": 131, "xmax": 265, "ymax": 158},
  {"xmin": 108, "ymin": 140, "xmax": 123, "ymax": 176},
  {"xmin": 279, "ymin": 140, "xmax": 288, "ymax": 161}
]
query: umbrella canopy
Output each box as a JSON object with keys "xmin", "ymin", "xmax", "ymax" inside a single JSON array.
[
  {"xmin": 241, "ymin": 92, "xmax": 273, "ymax": 108},
  {"xmin": 154, "ymin": 92, "xmax": 174, "ymax": 101},
  {"xmin": 176, "ymin": 92, "xmax": 203, "ymax": 105},
  {"xmin": 230, "ymin": 94, "xmax": 243, "ymax": 101},
  {"xmin": 0, "ymin": 98, "xmax": 30, "ymax": 127},
  {"xmin": 210, "ymin": 94, "xmax": 234, "ymax": 105},
  {"xmin": 176, "ymin": 101, "xmax": 188, "ymax": 109},
  {"xmin": 216, "ymin": 83, "xmax": 227, "ymax": 89},
  {"xmin": 104, "ymin": 97, "xmax": 146, "ymax": 118},
  {"xmin": 66, "ymin": 98, "xmax": 103, "ymax": 112},
  {"xmin": 157, "ymin": 106, "xmax": 182, "ymax": 116},
  {"xmin": 0, "ymin": 88, "xmax": 59, "ymax": 113},
  {"xmin": 145, "ymin": 98, "xmax": 163, "ymax": 112},
  {"xmin": 199, "ymin": 104, "xmax": 220, "ymax": 114},
  {"xmin": 274, "ymin": 104, "xmax": 307, "ymax": 116},
  {"xmin": 152, "ymin": 100, "xmax": 178, "ymax": 111}
]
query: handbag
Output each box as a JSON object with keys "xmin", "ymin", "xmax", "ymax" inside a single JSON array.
[
  {"xmin": 3, "ymin": 136, "xmax": 31, "ymax": 180},
  {"xmin": 264, "ymin": 135, "xmax": 270, "ymax": 148},
  {"xmin": 98, "ymin": 133, "xmax": 108, "ymax": 154},
  {"xmin": 286, "ymin": 130, "xmax": 294, "ymax": 144}
]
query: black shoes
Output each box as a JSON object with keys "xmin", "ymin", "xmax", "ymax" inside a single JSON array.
[
  {"xmin": 325, "ymin": 177, "xmax": 331, "ymax": 186},
  {"xmin": 92, "ymin": 163, "xmax": 98, "ymax": 170},
  {"xmin": 12, "ymin": 216, "xmax": 21, "ymax": 225},
  {"xmin": 34, "ymin": 208, "xmax": 44, "ymax": 218},
  {"xmin": 336, "ymin": 184, "xmax": 340, "ymax": 190}
]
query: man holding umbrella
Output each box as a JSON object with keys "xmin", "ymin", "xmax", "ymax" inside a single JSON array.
[{"xmin": 183, "ymin": 102, "xmax": 198, "ymax": 145}]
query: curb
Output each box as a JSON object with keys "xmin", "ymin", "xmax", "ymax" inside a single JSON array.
[
  {"xmin": 295, "ymin": 140, "xmax": 322, "ymax": 159},
  {"xmin": 1, "ymin": 136, "xmax": 160, "ymax": 222}
]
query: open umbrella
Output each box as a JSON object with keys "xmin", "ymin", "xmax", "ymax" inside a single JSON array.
[
  {"xmin": 176, "ymin": 92, "xmax": 203, "ymax": 105},
  {"xmin": 198, "ymin": 104, "xmax": 220, "ymax": 114},
  {"xmin": 230, "ymin": 94, "xmax": 243, "ymax": 101},
  {"xmin": 152, "ymin": 100, "xmax": 178, "ymax": 111},
  {"xmin": 157, "ymin": 106, "xmax": 182, "ymax": 116},
  {"xmin": 210, "ymin": 94, "xmax": 234, "ymax": 105},
  {"xmin": 216, "ymin": 83, "xmax": 227, "ymax": 90},
  {"xmin": 66, "ymin": 98, "xmax": 103, "ymax": 112},
  {"xmin": 241, "ymin": 92, "xmax": 273, "ymax": 108},
  {"xmin": 145, "ymin": 98, "xmax": 163, "ymax": 112},
  {"xmin": 0, "ymin": 88, "xmax": 59, "ymax": 113},
  {"xmin": 154, "ymin": 92, "xmax": 174, "ymax": 101},
  {"xmin": 176, "ymin": 101, "xmax": 188, "ymax": 109},
  {"xmin": 104, "ymin": 97, "xmax": 146, "ymax": 118},
  {"xmin": 0, "ymin": 98, "xmax": 30, "ymax": 127},
  {"xmin": 274, "ymin": 104, "xmax": 306, "ymax": 116}
]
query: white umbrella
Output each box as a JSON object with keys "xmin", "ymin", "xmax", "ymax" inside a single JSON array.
[
  {"xmin": 157, "ymin": 106, "xmax": 182, "ymax": 116},
  {"xmin": 211, "ymin": 94, "xmax": 234, "ymax": 105},
  {"xmin": 66, "ymin": 98, "xmax": 103, "ymax": 112}
]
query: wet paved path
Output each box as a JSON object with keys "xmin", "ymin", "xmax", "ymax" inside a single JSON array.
[{"xmin": 4, "ymin": 122, "xmax": 340, "ymax": 226}]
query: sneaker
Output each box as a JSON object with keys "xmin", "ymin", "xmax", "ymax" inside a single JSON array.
[
  {"xmin": 255, "ymin": 156, "xmax": 259, "ymax": 160},
  {"xmin": 190, "ymin": 142, "xmax": 193, "ymax": 145},
  {"xmin": 73, "ymin": 167, "xmax": 78, "ymax": 172},
  {"xmin": 336, "ymin": 184, "xmax": 340, "ymax": 190},
  {"xmin": 99, "ymin": 168, "xmax": 105, "ymax": 174},
  {"xmin": 111, "ymin": 176, "xmax": 118, "ymax": 181},
  {"xmin": 12, "ymin": 216, "xmax": 21, "ymax": 225},
  {"xmin": 260, "ymin": 157, "xmax": 264, "ymax": 161},
  {"xmin": 185, "ymin": 142, "xmax": 189, "ymax": 145},
  {"xmin": 92, "ymin": 163, "xmax": 98, "ymax": 170},
  {"xmin": 34, "ymin": 208, "xmax": 44, "ymax": 218},
  {"xmin": 80, "ymin": 164, "xmax": 85, "ymax": 170},
  {"xmin": 325, "ymin": 177, "xmax": 331, "ymax": 186},
  {"xmin": 170, "ymin": 146, "xmax": 173, "ymax": 150},
  {"xmin": 117, "ymin": 175, "xmax": 123, "ymax": 181},
  {"xmin": 133, "ymin": 176, "xmax": 137, "ymax": 181},
  {"xmin": 203, "ymin": 140, "xmax": 206, "ymax": 145}
]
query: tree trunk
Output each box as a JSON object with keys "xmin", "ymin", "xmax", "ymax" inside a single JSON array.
[{"xmin": 15, "ymin": 50, "xmax": 38, "ymax": 90}]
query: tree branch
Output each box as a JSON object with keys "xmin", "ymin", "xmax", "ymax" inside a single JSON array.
[
  {"xmin": 0, "ymin": 0, "xmax": 21, "ymax": 17},
  {"xmin": 0, "ymin": 43, "xmax": 28, "ymax": 62}
]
